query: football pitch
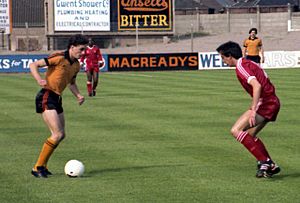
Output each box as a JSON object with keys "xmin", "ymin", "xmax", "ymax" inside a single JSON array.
[{"xmin": 0, "ymin": 69, "xmax": 299, "ymax": 203}]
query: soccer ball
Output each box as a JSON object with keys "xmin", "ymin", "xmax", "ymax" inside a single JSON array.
[{"xmin": 64, "ymin": 160, "xmax": 85, "ymax": 177}]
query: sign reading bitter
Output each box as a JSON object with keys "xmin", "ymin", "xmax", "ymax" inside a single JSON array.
[{"xmin": 118, "ymin": 0, "xmax": 173, "ymax": 31}]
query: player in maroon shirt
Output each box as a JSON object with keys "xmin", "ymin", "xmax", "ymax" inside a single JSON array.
[
  {"xmin": 80, "ymin": 38, "xmax": 105, "ymax": 96},
  {"xmin": 216, "ymin": 41, "xmax": 281, "ymax": 178}
]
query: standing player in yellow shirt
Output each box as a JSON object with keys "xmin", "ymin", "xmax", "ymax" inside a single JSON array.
[
  {"xmin": 243, "ymin": 28, "xmax": 264, "ymax": 64},
  {"xmin": 29, "ymin": 34, "xmax": 89, "ymax": 178}
]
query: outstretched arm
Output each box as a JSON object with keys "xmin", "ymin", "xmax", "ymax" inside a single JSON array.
[
  {"xmin": 29, "ymin": 59, "xmax": 47, "ymax": 87},
  {"xmin": 249, "ymin": 78, "xmax": 262, "ymax": 127},
  {"xmin": 259, "ymin": 45, "xmax": 264, "ymax": 63},
  {"xmin": 242, "ymin": 47, "xmax": 247, "ymax": 58},
  {"xmin": 69, "ymin": 77, "xmax": 85, "ymax": 105},
  {"xmin": 242, "ymin": 40, "xmax": 247, "ymax": 58},
  {"xmin": 96, "ymin": 48, "xmax": 105, "ymax": 68}
]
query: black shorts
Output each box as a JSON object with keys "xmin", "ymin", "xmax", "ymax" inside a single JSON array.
[
  {"xmin": 246, "ymin": 55, "xmax": 261, "ymax": 63},
  {"xmin": 35, "ymin": 89, "xmax": 63, "ymax": 114}
]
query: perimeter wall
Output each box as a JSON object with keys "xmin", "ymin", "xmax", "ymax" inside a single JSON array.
[{"xmin": 4, "ymin": 11, "xmax": 297, "ymax": 52}]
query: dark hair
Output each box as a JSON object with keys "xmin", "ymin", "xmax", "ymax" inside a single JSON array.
[
  {"xmin": 249, "ymin": 27, "xmax": 258, "ymax": 34},
  {"xmin": 216, "ymin": 41, "xmax": 243, "ymax": 59},
  {"xmin": 67, "ymin": 34, "xmax": 89, "ymax": 49},
  {"xmin": 88, "ymin": 37, "xmax": 94, "ymax": 45}
]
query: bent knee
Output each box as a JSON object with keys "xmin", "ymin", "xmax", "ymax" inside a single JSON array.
[
  {"xmin": 230, "ymin": 128, "xmax": 239, "ymax": 138},
  {"xmin": 51, "ymin": 131, "xmax": 66, "ymax": 142}
]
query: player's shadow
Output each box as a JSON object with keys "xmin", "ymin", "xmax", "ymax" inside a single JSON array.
[
  {"xmin": 270, "ymin": 172, "xmax": 300, "ymax": 180},
  {"xmin": 85, "ymin": 164, "xmax": 185, "ymax": 177}
]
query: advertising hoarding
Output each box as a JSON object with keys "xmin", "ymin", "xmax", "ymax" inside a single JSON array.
[
  {"xmin": 108, "ymin": 53, "xmax": 198, "ymax": 71},
  {"xmin": 54, "ymin": 0, "xmax": 110, "ymax": 31},
  {"xmin": 118, "ymin": 0, "xmax": 173, "ymax": 31},
  {"xmin": 0, "ymin": 0, "xmax": 11, "ymax": 34}
]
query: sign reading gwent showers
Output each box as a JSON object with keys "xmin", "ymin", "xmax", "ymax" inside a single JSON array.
[
  {"xmin": 54, "ymin": 0, "xmax": 110, "ymax": 31},
  {"xmin": 0, "ymin": 0, "xmax": 12, "ymax": 34}
]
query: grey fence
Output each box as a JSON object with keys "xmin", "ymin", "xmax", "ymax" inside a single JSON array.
[{"xmin": 12, "ymin": 0, "xmax": 44, "ymax": 27}]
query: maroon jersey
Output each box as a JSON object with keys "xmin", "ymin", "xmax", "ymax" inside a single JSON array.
[
  {"xmin": 236, "ymin": 58, "xmax": 280, "ymax": 121},
  {"xmin": 80, "ymin": 45, "xmax": 104, "ymax": 71},
  {"xmin": 236, "ymin": 58, "xmax": 275, "ymax": 98}
]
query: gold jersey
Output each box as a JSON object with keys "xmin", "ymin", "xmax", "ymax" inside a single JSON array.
[
  {"xmin": 243, "ymin": 37, "xmax": 262, "ymax": 56},
  {"xmin": 43, "ymin": 51, "xmax": 80, "ymax": 95}
]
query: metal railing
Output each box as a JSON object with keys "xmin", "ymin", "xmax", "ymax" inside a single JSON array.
[{"xmin": 12, "ymin": 0, "xmax": 44, "ymax": 27}]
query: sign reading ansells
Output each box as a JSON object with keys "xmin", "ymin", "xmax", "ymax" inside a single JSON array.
[
  {"xmin": 54, "ymin": 0, "xmax": 110, "ymax": 31},
  {"xmin": 118, "ymin": 0, "xmax": 173, "ymax": 31}
]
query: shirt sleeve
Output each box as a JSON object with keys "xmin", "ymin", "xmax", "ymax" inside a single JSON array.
[
  {"xmin": 80, "ymin": 55, "xmax": 85, "ymax": 63},
  {"xmin": 258, "ymin": 39, "xmax": 262, "ymax": 47},
  {"xmin": 96, "ymin": 47, "xmax": 103, "ymax": 62},
  {"xmin": 46, "ymin": 55, "xmax": 61, "ymax": 67},
  {"xmin": 243, "ymin": 39, "xmax": 248, "ymax": 47},
  {"xmin": 237, "ymin": 60, "xmax": 256, "ymax": 83}
]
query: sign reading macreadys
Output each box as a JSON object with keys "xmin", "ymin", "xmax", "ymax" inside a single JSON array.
[
  {"xmin": 118, "ymin": 0, "xmax": 173, "ymax": 31},
  {"xmin": 108, "ymin": 53, "xmax": 198, "ymax": 71}
]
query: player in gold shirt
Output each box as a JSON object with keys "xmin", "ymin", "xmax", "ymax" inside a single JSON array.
[
  {"xmin": 243, "ymin": 28, "xmax": 264, "ymax": 64},
  {"xmin": 29, "ymin": 34, "xmax": 88, "ymax": 178}
]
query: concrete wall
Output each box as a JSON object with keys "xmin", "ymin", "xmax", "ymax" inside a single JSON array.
[
  {"xmin": 175, "ymin": 12, "xmax": 290, "ymax": 35},
  {"xmin": 3, "ymin": 12, "xmax": 295, "ymax": 52},
  {"xmin": 291, "ymin": 13, "xmax": 300, "ymax": 30},
  {"xmin": 10, "ymin": 28, "xmax": 47, "ymax": 51}
]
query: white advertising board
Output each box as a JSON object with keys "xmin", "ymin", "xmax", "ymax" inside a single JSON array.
[
  {"xmin": 263, "ymin": 51, "xmax": 300, "ymax": 69},
  {"xmin": 0, "ymin": 0, "xmax": 11, "ymax": 34},
  {"xmin": 199, "ymin": 51, "xmax": 300, "ymax": 70},
  {"xmin": 54, "ymin": 0, "xmax": 110, "ymax": 31}
]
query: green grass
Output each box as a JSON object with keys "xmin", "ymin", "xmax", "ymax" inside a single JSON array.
[{"xmin": 0, "ymin": 69, "xmax": 299, "ymax": 203}]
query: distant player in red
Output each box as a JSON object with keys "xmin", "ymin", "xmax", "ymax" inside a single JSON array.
[
  {"xmin": 80, "ymin": 38, "xmax": 105, "ymax": 96},
  {"xmin": 217, "ymin": 41, "xmax": 281, "ymax": 178}
]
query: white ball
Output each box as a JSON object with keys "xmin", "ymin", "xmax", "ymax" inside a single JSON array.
[{"xmin": 64, "ymin": 160, "xmax": 85, "ymax": 177}]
